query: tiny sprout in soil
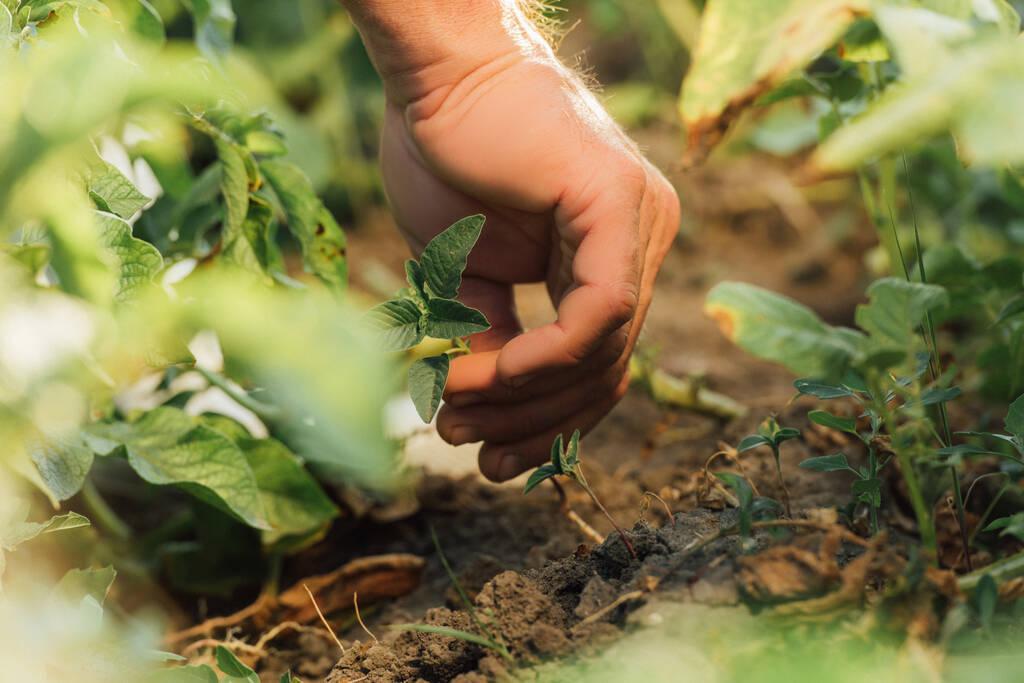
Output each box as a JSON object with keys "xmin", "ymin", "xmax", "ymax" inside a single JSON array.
[
  {"xmin": 525, "ymin": 430, "xmax": 638, "ymax": 560},
  {"xmin": 737, "ymin": 416, "xmax": 799, "ymax": 517}
]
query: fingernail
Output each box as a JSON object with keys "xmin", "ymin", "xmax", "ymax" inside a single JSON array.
[
  {"xmin": 509, "ymin": 373, "xmax": 536, "ymax": 388},
  {"xmin": 449, "ymin": 425, "xmax": 477, "ymax": 446},
  {"xmin": 448, "ymin": 392, "xmax": 485, "ymax": 408},
  {"xmin": 496, "ymin": 453, "xmax": 525, "ymax": 481}
]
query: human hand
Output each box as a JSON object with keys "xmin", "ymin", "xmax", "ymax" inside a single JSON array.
[{"xmin": 353, "ymin": 1, "xmax": 680, "ymax": 481}]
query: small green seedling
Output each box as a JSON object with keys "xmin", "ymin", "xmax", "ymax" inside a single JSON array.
[
  {"xmin": 714, "ymin": 472, "xmax": 781, "ymax": 549},
  {"xmin": 799, "ymin": 451, "xmax": 886, "ymax": 531},
  {"xmin": 366, "ymin": 215, "xmax": 491, "ymax": 422},
  {"xmin": 737, "ymin": 417, "xmax": 800, "ymax": 517},
  {"xmin": 525, "ymin": 430, "xmax": 638, "ymax": 560}
]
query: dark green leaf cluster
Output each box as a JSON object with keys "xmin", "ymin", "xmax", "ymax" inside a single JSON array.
[
  {"xmin": 714, "ymin": 472, "xmax": 781, "ymax": 541},
  {"xmin": 366, "ymin": 215, "xmax": 491, "ymax": 421}
]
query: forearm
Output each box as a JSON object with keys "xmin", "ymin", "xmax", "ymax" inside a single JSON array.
[{"xmin": 340, "ymin": 0, "xmax": 555, "ymax": 103}]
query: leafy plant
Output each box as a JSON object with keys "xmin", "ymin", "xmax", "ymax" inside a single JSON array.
[
  {"xmin": 525, "ymin": 430, "xmax": 638, "ymax": 560},
  {"xmin": 714, "ymin": 472, "xmax": 782, "ymax": 547},
  {"xmin": 366, "ymin": 215, "xmax": 491, "ymax": 422},
  {"xmin": 737, "ymin": 416, "xmax": 800, "ymax": 516}
]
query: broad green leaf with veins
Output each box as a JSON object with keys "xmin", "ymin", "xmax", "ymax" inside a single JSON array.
[
  {"xmin": 409, "ymin": 355, "xmax": 450, "ymax": 422},
  {"xmin": 854, "ymin": 278, "xmax": 949, "ymax": 353},
  {"xmin": 86, "ymin": 159, "xmax": 150, "ymax": 219},
  {"xmin": 420, "ymin": 214, "xmax": 484, "ymax": 299},
  {"xmin": 705, "ymin": 281, "xmax": 863, "ymax": 381},
  {"xmin": 27, "ymin": 433, "xmax": 94, "ymax": 501},
  {"xmin": 261, "ymin": 159, "xmax": 348, "ymax": 291},
  {"xmin": 215, "ymin": 645, "xmax": 259, "ymax": 683},
  {"xmin": 85, "ymin": 407, "xmax": 270, "ymax": 530},
  {"xmin": 423, "ymin": 298, "xmax": 490, "ymax": 339},
  {"xmin": 52, "ymin": 566, "xmax": 116, "ymax": 606},
  {"xmin": 95, "ymin": 211, "xmax": 163, "ymax": 302},
  {"xmin": 366, "ymin": 298, "xmax": 424, "ymax": 351}
]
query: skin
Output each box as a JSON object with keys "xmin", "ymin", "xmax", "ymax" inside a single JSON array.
[{"xmin": 342, "ymin": 0, "xmax": 680, "ymax": 482}]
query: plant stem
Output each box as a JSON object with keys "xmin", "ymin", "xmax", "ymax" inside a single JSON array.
[
  {"xmin": 628, "ymin": 356, "xmax": 747, "ymax": 420},
  {"xmin": 958, "ymin": 549, "xmax": 1024, "ymax": 593},
  {"xmin": 969, "ymin": 480, "xmax": 1010, "ymax": 547},
  {"xmin": 80, "ymin": 478, "xmax": 133, "ymax": 542},
  {"xmin": 577, "ymin": 468, "xmax": 637, "ymax": 560},
  {"xmin": 771, "ymin": 445, "xmax": 792, "ymax": 518},
  {"xmin": 895, "ymin": 446, "xmax": 938, "ymax": 563},
  {"xmin": 196, "ymin": 366, "xmax": 281, "ymax": 420}
]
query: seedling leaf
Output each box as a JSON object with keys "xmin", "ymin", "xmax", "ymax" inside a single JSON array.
[
  {"xmin": 27, "ymin": 433, "xmax": 94, "ymax": 501},
  {"xmin": 808, "ymin": 410, "xmax": 858, "ymax": 435},
  {"xmin": 409, "ymin": 355, "xmax": 450, "ymax": 422},
  {"xmin": 419, "ymin": 215, "xmax": 484, "ymax": 299},
  {"xmin": 550, "ymin": 432, "xmax": 565, "ymax": 470},
  {"xmin": 852, "ymin": 477, "xmax": 882, "ymax": 507},
  {"xmin": 390, "ymin": 624, "xmax": 510, "ymax": 655},
  {"xmin": 799, "ymin": 453, "xmax": 854, "ymax": 472},
  {"xmin": 563, "ymin": 430, "xmax": 581, "ymax": 471},
  {"xmin": 1005, "ymin": 394, "xmax": 1024, "ymax": 443},
  {"xmin": 215, "ymin": 645, "xmax": 260, "ymax": 683},
  {"xmin": 423, "ymin": 298, "xmax": 490, "ymax": 339},
  {"xmin": 524, "ymin": 464, "xmax": 560, "ymax": 494},
  {"xmin": 366, "ymin": 298, "xmax": 424, "ymax": 351},
  {"xmin": 794, "ymin": 378, "xmax": 855, "ymax": 399},
  {"xmin": 738, "ymin": 435, "xmax": 771, "ymax": 452},
  {"xmin": 915, "ymin": 386, "xmax": 962, "ymax": 407}
]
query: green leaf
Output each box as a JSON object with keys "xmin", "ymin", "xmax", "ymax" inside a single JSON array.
[
  {"xmin": 85, "ymin": 407, "xmax": 270, "ymax": 530},
  {"xmin": 984, "ymin": 513, "xmax": 1024, "ymax": 541},
  {"xmin": 366, "ymin": 298, "xmax": 424, "ymax": 351},
  {"xmin": 973, "ymin": 573, "xmax": 998, "ymax": 631},
  {"xmin": 405, "ymin": 259, "xmax": 427, "ymax": 300},
  {"xmin": 854, "ymin": 278, "xmax": 949, "ymax": 354},
  {"xmin": 86, "ymin": 160, "xmax": 150, "ymax": 219},
  {"xmin": 52, "ymin": 566, "xmax": 116, "ymax": 606},
  {"xmin": 808, "ymin": 410, "xmax": 858, "ymax": 435},
  {"xmin": 680, "ymin": 0, "xmax": 866, "ymax": 158},
  {"xmin": 738, "ymin": 435, "xmax": 771, "ymax": 452},
  {"xmin": 852, "ymin": 477, "xmax": 881, "ymax": 507},
  {"xmin": 130, "ymin": 0, "xmax": 165, "ymax": 43},
  {"xmin": 794, "ymin": 379, "xmax": 855, "ymax": 399},
  {"xmin": 237, "ymin": 436, "xmax": 339, "ymax": 546},
  {"xmin": 564, "ymin": 429, "xmax": 581, "ymax": 471},
  {"xmin": 1005, "ymin": 394, "xmax": 1024, "ymax": 442},
  {"xmin": 705, "ymin": 281, "xmax": 862, "ymax": 381},
  {"xmin": 0, "ymin": 4, "xmax": 12, "ymax": 45},
  {"xmin": 419, "ymin": 215, "xmax": 485, "ymax": 300},
  {"xmin": 524, "ymin": 464, "xmax": 559, "ymax": 494},
  {"xmin": 799, "ymin": 453, "xmax": 853, "ymax": 472},
  {"xmin": 996, "ymin": 295, "xmax": 1024, "ymax": 325},
  {"xmin": 423, "ymin": 298, "xmax": 490, "ymax": 340},
  {"xmin": 95, "ymin": 211, "xmax": 164, "ymax": 302},
  {"xmin": 389, "ymin": 623, "xmax": 506, "ymax": 653},
  {"xmin": 1, "ymin": 242, "xmax": 50, "ymax": 276},
  {"xmin": 261, "ymin": 160, "xmax": 348, "ymax": 292},
  {"xmin": 185, "ymin": 0, "xmax": 235, "ymax": 65},
  {"xmin": 147, "ymin": 665, "xmax": 219, "ymax": 683},
  {"xmin": 215, "ymin": 645, "xmax": 259, "ymax": 683},
  {"xmin": 208, "ymin": 134, "xmax": 251, "ymax": 259},
  {"xmin": 715, "ymin": 472, "xmax": 754, "ymax": 517},
  {"xmin": 915, "ymin": 386, "xmax": 962, "ymax": 407},
  {"xmin": 550, "ymin": 432, "xmax": 565, "ymax": 470},
  {"xmin": 27, "ymin": 433, "xmax": 94, "ymax": 501},
  {"xmin": 408, "ymin": 355, "xmax": 450, "ymax": 423},
  {"xmin": 1, "ymin": 507, "xmax": 90, "ymax": 550},
  {"xmin": 814, "ymin": 37, "xmax": 1024, "ymax": 171}
]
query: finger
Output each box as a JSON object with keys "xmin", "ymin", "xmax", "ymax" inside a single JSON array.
[
  {"xmin": 476, "ymin": 373, "xmax": 631, "ymax": 482},
  {"xmin": 437, "ymin": 360, "xmax": 627, "ymax": 445},
  {"xmin": 445, "ymin": 325, "xmax": 628, "ymax": 407},
  {"xmin": 495, "ymin": 163, "xmax": 647, "ymax": 386}
]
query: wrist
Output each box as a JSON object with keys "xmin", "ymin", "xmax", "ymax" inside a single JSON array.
[{"xmin": 341, "ymin": 0, "xmax": 554, "ymax": 104}]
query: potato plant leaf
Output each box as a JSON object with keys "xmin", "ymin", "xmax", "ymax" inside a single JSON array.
[
  {"xmin": 423, "ymin": 298, "xmax": 490, "ymax": 339},
  {"xmin": 420, "ymin": 214, "xmax": 484, "ymax": 299},
  {"xmin": 261, "ymin": 160, "xmax": 348, "ymax": 292},
  {"xmin": 26, "ymin": 433, "xmax": 94, "ymax": 501},
  {"xmin": 738, "ymin": 434, "xmax": 771, "ymax": 453},
  {"xmin": 96, "ymin": 211, "xmax": 164, "ymax": 302},
  {"xmin": 215, "ymin": 645, "xmax": 259, "ymax": 683},
  {"xmin": 147, "ymin": 665, "xmax": 219, "ymax": 683},
  {"xmin": 524, "ymin": 464, "xmax": 560, "ymax": 494},
  {"xmin": 185, "ymin": 0, "xmax": 235, "ymax": 65},
  {"xmin": 52, "ymin": 566, "xmax": 116, "ymax": 606},
  {"xmin": 854, "ymin": 279, "xmax": 949, "ymax": 365},
  {"xmin": 1005, "ymin": 394, "xmax": 1024, "ymax": 443},
  {"xmin": 86, "ymin": 159, "xmax": 150, "ymax": 218},
  {"xmin": 794, "ymin": 378, "xmax": 856, "ymax": 399},
  {"xmin": 409, "ymin": 355, "xmax": 450, "ymax": 422},
  {"xmin": 705, "ymin": 281, "xmax": 862, "ymax": 381},
  {"xmin": 366, "ymin": 298, "xmax": 424, "ymax": 352},
  {"xmin": 85, "ymin": 407, "xmax": 271, "ymax": 530}
]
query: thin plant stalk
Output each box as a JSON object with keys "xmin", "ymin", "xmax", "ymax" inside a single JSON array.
[
  {"xmin": 576, "ymin": 466, "xmax": 638, "ymax": 560},
  {"xmin": 770, "ymin": 444, "xmax": 792, "ymax": 518}
]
